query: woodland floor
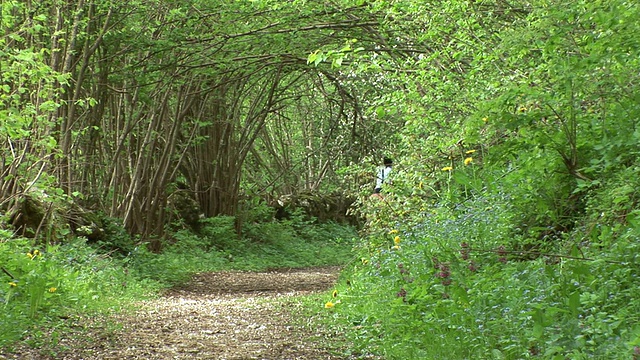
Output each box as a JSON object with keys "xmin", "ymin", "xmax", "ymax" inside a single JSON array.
[{"xmin": 1, "ymin": 267, "xmax": 370, "ymax": 360}]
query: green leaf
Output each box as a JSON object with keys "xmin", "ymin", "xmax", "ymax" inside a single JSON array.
[
  {"xmin": 532, "ymin": 323, "xmax": 544, "ymax": 339},
  {"xmin": 307, "ymin": 52, "xmax": 317, "ymax": 65},
  {"xmin": 568, "ymin": 290, "xmax": 580, "ymax": 316},
  {"xmin": 491, "ymin": 349, "xmax": 504, "ymax": 359}
]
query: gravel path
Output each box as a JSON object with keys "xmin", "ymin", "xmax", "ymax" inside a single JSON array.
[{"xmin": 1, "ymin": 267, "xmax": 354, "ymax": 360}]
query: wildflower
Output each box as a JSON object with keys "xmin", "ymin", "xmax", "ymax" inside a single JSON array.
[
  {"xmin": 436, "ymin": 264, "xmax": 450, "ymax": 278},
  {"xmin": 464, "ymin": 157, "xmax": 473, "ymax": 165},
  {"xmin": 9, "ymin": 282, "xmax": 17, "ymax": 287},
  {"xmin": 324, "ymin": 301, "xmax": 335, "ymax": 309},
  {"xmin": 392, "ymin": 245, "xmax": 400, "ymax": 250},
  {"xmin": 465, "ymin": 149, "xmax": 476, "ymax": 154},
  {"xmin": 361, "ymin": 258, "xmax": 369, "ymax": 265},
  {"xmin": 396, "ymin": 288, "xmax": 407, "ymax": 301},
  {"xmin": 332, "ymin": 290, "xmax": 338, "ymax": 298},
  {"xmin": 398, "ymin": 263, "xmax": 407, "ymax": 274},
  {"xmin": 482, "ymin": 117, "xmax": 488, "ymax": 122},
  {"xmin": 33, "ymin": 250, "xmax": 40, "ymax": 256},
  {"xmin": 441, "ymin": 166, "xmax": 453, "ymax": 171},
  {"xmin": 529, "ymin": 346, "xmax": 540, "ymax": 356},
  {"xmin": 388, "ymin": 229, "xmax": 399, "ymax": 234},
  {"xmin": 460, "ymin": 242, "xmax": 470, "ymax": 260},
  {"xmin": 518, "ymin": 106, "xmax": 527, "ymax": 113},
  {"xmin": 27, "ymin": 252, "xmax": 34, "ymax": 259},
  {"xmin": 393, "ymin": 236, "xmax": 401, "ymax": 245},
  {"xmin": 49, "ymin": 287, "xmax": 57, "ymax": 293}
]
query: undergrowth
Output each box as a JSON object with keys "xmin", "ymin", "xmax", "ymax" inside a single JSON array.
[
  {"xmin": 0, "ymin": 214, "xmax": 357, "ymax": 351},
  {"xmin": 315, "ymin": 192, "xmax": 640, "ymax": 359},
  {"xmin": 311, "ymin": 1, "xmax": 640, "ymax": 358}
]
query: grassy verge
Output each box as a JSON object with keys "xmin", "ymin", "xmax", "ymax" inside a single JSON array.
[
  {"xmin": 293, "ymin": 283, "xmax": 384, "ymax": 360},
  {"xmin": 0, "ymin": 217, "xmax": 358, "ymax": 352}
]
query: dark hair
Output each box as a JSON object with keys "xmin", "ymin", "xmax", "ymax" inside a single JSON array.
[{"xmin": 383, "ymin": 157, "xmax": 393, "ymax": 166}]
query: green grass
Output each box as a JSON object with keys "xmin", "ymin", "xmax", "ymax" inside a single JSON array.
[
  {"xmin": 0, "ymin": 216, "xmax": 358, "ymax": 351},
  {"xmin": 130, "ymin": 216, "xmax": 357, "ymax": 284},
  {"xmin": 0, "ymin": 237, "xmax": 156, "ymax": 351}
]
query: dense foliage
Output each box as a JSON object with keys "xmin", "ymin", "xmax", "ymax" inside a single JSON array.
[
  {"xmin": 318, "ymin": 0, "xmax": 640, "ymax": 359},
  {"xmin": 2, "ymin": 0, "xmax": 639, "ymax": 358}
]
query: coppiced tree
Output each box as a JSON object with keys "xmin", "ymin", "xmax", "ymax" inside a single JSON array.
[
  {"xmin": 2, "ymin": 0, "xmax": 409, "ymax": 245},
  {"xmin": 1, "ymin": 0, "xmax": 74, "ymax": 237}
]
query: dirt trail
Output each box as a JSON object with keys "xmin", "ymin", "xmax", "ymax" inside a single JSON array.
[{"xmin": 3, "ymin": 267, "xmax": 354, "ymax": 360}]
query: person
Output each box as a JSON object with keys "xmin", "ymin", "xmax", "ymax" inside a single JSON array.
[{"xmin": 372, "ymin": 157, "xmax": 393, "ymax": 197}]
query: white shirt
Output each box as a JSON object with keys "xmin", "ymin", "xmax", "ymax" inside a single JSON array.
[{"xmin": 375, "ymin": 166, "xmax": 392, "ymax": 189}]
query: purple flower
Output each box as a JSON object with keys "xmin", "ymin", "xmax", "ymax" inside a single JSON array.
[{"xmin": 396, "ymin": 288, "xmax": 407, "ymax": 301}]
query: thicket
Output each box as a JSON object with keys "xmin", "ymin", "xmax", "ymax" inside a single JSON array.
[{"xmin": 319, "ymin": 0, "xmax": 640, "ymax": 359}]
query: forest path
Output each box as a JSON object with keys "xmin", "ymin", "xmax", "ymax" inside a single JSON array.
[{"xmin": 6, "ymin": 267, "xmax": 350, "ymax": 360}]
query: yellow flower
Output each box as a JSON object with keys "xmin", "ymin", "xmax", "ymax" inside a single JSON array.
[
  {"xmin": 27, "ymin": 252, "xmax": 33, "ymax": 259},
  {"xmin": 465, "ymin": 149, "xmax": 476, "ymax": 154},
  {"xmin": 9, "ymin": 282, "xmax": 17, "ymax": 287},
  {"xmin": 518, "ymin": 106, "xmax": 527, "ymax": 113},
  {"xmin": 388, "ymin": 229, "xmax": 399, "ymax": 234},
  {"xmin": 464, "ymin": 157, "xmax": 473, "ymax": 165},
  {"xmin": 392, "ymin": 245, "xmax": 401, "ymax": 250},
  {"xmin": 394, "ymin": 236, "xmax": 401, "ymax": 245},
  {"xmin": 332, "ymin": 290, "xmax": 338, "ymax": 298},
  {"xmin": 33, "ymin": 250, "xmax": 40, "ymax": 256},
  {"xmin": 361, "ymin": 258, "xmax": 369, "ymax": 265},
  {"xmin": 482, "ymin": 117, "xmax": 488, "ymax": 122},
  {"xmin": 49, "ymin": 287, "xmax": 57, "ymax": 293},
  {"xmin": 441, "ymin": 166, "xmax": 453, "ymax": 171},
  {"xmin": 325, "ymin": 301, "xmax": 335, "ymax": 309}
]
